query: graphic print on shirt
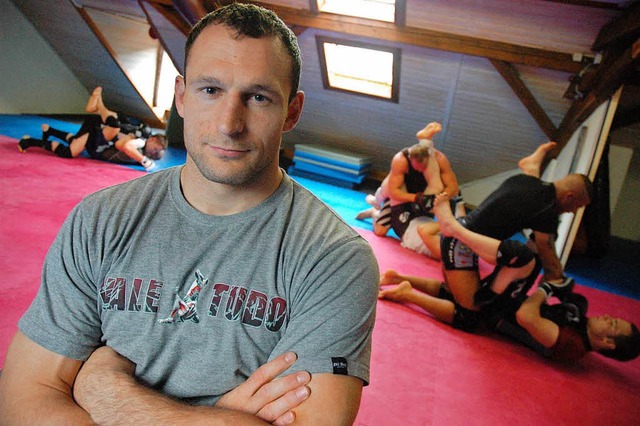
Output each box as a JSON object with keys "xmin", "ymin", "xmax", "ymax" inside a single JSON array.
[
  {"xmin": 98, "ymin": 269, "xmax": 288, "ymax": 332},
  {"xmin": 159, "ymin": 270, "xmax": 206, "ymax": 323}
]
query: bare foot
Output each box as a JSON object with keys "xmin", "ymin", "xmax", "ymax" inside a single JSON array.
[
  {"xmin": 378, "ymin": 281, "xmax": 413, "ymax": 301},
  {"xmin": 355, "ymin": 207, "xmax": 375, "ymax": 220},
  {"xmin": 416, "ymin": 122, "xmax": 442, "ymax": 140},
  {"xmin": 85, "ymin": 86, "xmax": 103, "ymax": 113},
  {"xmin": 433, "ymin": 192, "xmax": 457, "ymax": 237},
  {"xmin": 518, "ymin": 141, "xmax": 557, "ymax": 177},
  {"xmin": 380, "ymin": 270, "xmax": 404, "ymax": 287}
]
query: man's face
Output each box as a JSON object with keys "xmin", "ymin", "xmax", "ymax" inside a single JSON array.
[
  {"xmin": 589, "ymin": 315, "xmax": 633, "ymax": 349},
  {"xmin": 175, "ymin": 24, "xmax": 303, "ymax": 187},
  {"xmin": 145, "ymin": 137, "xmax": 165, "ymax": 160}
]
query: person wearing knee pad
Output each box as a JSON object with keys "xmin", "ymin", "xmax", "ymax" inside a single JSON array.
[
  {"xmin": 435, "ymin": 142, "xmax": 592, "ymax": 308},
  {"xmin": 18, "ymin": 87, "xmax": 166, "ymax": 171},
  {"xmin": 379, "ymin": 209, "xmax": 640, "ymax": 362}
]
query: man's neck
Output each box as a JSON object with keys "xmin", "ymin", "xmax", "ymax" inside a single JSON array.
[{"xmin": 179, "ymin": 161, "xmax": 283, "ymax": 216}]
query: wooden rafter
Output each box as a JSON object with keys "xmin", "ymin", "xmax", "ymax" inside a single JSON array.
[
  {"xmin": 490, "ymin": 59, "xmax": 558, "ymax": 140},
  {"xmin": 592, "ymin": 2, "xmax": 640, "ymax": 51},
  {"xmin": 553, "ymin": 37, "xmax": 640, "ymax": 156},
  {"xmin": 144, "ymin": 0, "xmax": 192, "ymax": 36},
  {"xmin": 244, "ymin": 1, "xmax": 582, "ymax": 73}
]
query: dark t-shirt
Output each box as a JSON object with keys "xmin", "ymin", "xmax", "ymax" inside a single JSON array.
[
  {"xmin": 464, "ymin": 174, "xmax": 559, "ymax": 239},
  {"xmin": 550, "ymin": 322, "xmax": 590, "ymax": 362}
]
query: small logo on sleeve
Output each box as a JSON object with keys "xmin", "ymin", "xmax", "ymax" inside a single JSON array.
[{"xmin": 332, "ymin": 357, "xmax": 348, "ymax": 375}]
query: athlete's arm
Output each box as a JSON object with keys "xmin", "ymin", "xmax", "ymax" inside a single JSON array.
[
  {"xmin": 73, "ymin": 346, "xmax": 311, "ymax": 425},
  {"xmin": 289, "ymin": 374, "xmax": 364, "ymax": 425},
  {"xmin": 533, "ymin": 231, "xmax": 564, "ymax": 281},
  {"xmin": 0, "ymin": 331, "xmax": 92, "ymax": 424},
  {"xmin": 114, "ymin": 134, "xmax": 145, "ymax": 163},
  {"xmin": 387, "ymin": 153, "xmax": 417, "ymax": 204},
  {"xmin": 516, "ymin": 288, "xmax": 560, "ymax": 348}
]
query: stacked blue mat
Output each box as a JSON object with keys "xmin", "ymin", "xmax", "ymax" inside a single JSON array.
[{"xmin": 288, "ymin": 144, "xmax": 372, "ymax": 188}]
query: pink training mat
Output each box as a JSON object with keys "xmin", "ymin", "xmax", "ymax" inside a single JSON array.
[{"xmin": 1, "ymin": 134, "xmax": 639, "ymax": 425}]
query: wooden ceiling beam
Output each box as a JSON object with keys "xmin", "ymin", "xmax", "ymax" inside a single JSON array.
[
  {"xmin": 243, "ymin": 1, "xmax": 582, "ymax": 73},
  {"xmin": 490, "ymin": 59, "xmax": 558, "ymax": 140},
  {"xmin": 541, "ymin": 0, "xmax": 627, "ymax": 10},
  {"xmin": 145, "ymin": 0, "xmax": 192, "ymax": 36},
  {"xmin": 553, "ymin": 37, "xmax": 640, "ymax": 154},
  {"xmin": 592, "ymin": 2, "xmax": 640, "ymax": 51}
]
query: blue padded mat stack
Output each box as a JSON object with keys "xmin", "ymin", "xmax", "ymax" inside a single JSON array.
[{"xmin": 288, "ymin": 144, "xmax": 372, "ymax": 189}]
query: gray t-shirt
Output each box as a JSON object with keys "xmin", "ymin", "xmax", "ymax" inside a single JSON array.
[{"xmin": 19, "ymin": 167, "xmax": 379, "ymax": 404}]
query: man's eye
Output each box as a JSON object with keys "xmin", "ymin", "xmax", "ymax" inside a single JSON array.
[
  {"xmin": 253, "ymin": 94, "xmax": 269, "ymax": 103},
  {"xmin": 203, "ymin": 87, "xmax": 218, "ymax": 95}
]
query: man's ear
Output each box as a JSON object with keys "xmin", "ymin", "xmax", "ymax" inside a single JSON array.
[
  {"xmin": 283, "ymin": 91, "xmax": 305, "ymax": 133},
  {"xmin": 175, "ymin": 75, "xmax": 186, "ymax": 118},
  {"xmin": 596, "ymin": 336, "xmax": 616, "ymax": 351},
  {"xmin": 604, "ymin": 337, "xmax": 616, "ymax": 350}
]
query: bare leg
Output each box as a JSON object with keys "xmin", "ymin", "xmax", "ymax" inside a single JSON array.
[
  {"xmin": 67, "ymin": 133, "xmax": 90, "ymax": 158},
  {"xmin": 433, "ymin": 193, "xmax": 501, "ymax": 264},
  {"xmin": 423, "ymin": 154, "xmax": 443, "ymax": 195},
  {"xmin": 378, "ymin": 281, "xmax": 455, "ymax": 325},
  {"xmin": 85, "ymin": 87, "xmax": 103, "ymax": 113},
  {"xmin": 417, "ymin": 222, "xmax": 442, "ymax": 260},
  {"xmin": 518, "ymin": 141, "xmax": 557, "ymax": 178},
  {"xmin": 355, "ymin": 207, "xmax": 376, "ymax": 220},
  {"xmin": 85, "ymin": 86, "xmax": 118, "ymax": 124},
  {"xmin": 380, "ymin": 270, "xmax": 442, "ymax": 295}
]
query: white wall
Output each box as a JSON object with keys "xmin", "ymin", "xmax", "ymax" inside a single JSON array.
[
  {"xmin": 609, "ymin": 124, "xmax": 640, "ymax": 241},
  {"xmin": 0, "ymin": 0, "xmax": 88, "ymax": 114}
]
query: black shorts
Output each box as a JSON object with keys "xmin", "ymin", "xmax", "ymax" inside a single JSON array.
[{"xmin": 438, "ymin": 284, "xmax": 486, "ymax": 333}]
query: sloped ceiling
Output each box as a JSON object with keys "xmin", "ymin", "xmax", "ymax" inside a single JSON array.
[{"xmin": 9, "ymin": 0, "xmax": 640, "ymax": 183}]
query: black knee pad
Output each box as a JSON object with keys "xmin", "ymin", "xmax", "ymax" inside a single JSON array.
[
  {"xmin": 452, "ymin": 305, "xmax": 485, "ymax": 332},
  {"xmin": 496, "ymin": 240, "xmax": 534, "ymax": 268},
  {"xmin": 54, "ymin": 145, "xmax": 73, "ymax": 158}
]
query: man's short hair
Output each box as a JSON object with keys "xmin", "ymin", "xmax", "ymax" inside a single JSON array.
[
  {"xmin": 408, "ymin": 143, "xmax": 431, "ymax": 163},
  {"xmin": 183, "ymin": 3, "xmax": 302, "ymax": 102},
  {"xmin": 573, "ymin": 173, "xmax": 594, "ymax": 204},
  {"xmin": 599, "ymin": 322, "xmax": 640, "ymax": 361},
  {"xmin": 151, "ymin": 133, "xmax": 167, "ymax": 149}
]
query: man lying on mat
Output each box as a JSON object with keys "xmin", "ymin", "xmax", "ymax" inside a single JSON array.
[
  {"xmin": 18, "ymin": 86, "xmax": 166, "ymax": 171},
  {"xmin": 355, "ymin": 121, "xmax": 463, "ymax": 260},
  {"xmin": 0, "ymin": 4, "xmax": 379, "ymax": 424},
  {"xmin": 379, "ymin": 193, "xmax": 640, "ymax": 362}
]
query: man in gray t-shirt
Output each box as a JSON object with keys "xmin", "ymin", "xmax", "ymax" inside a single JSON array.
[{"xmin": 0, "ymin": 4, "xmax": 379, "ymax": 424}]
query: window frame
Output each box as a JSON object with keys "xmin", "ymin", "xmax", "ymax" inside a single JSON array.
[
  {"xmin": 316, "ymin": 35, "xmax": 402, "ymax": 103},
  {"xmin": 310, "ymin": 0, "xmax": 406, "ymax": 26}
]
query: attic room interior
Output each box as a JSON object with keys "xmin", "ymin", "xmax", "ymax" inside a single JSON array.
[
  {"xmin": 1, "ymin": 1, "xmax": 640, "ymax": 424},
  {"xmin": 4, "ymin": 0, "xmax": 639, "ymax": 243}
]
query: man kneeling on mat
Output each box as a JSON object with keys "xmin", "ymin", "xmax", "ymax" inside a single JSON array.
[{"xmin": 379, "ymin": 193, "xmax": 640, "ymax": 362}]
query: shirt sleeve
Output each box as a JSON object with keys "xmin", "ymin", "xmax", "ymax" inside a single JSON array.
[
  {"xmin": 18, "ymin": 201, "xmax": 103, "ymax": 360},
  {"xmin": 270, "ymin": 236, "xmax": 379, "ymax": 385}
]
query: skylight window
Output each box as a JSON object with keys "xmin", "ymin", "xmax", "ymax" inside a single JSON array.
[
  {"xmin": 317, "ymin": 36, "xmax": 401, "ymax": 102},
  {"xmin": 314, "ymin": 0, "xmax": 398, "ymax": 23}
]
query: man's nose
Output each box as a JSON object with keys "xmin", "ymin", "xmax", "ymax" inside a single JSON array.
[{"xmin": 218, "ymin": 96, "xmax": 245, "ymax": 136}]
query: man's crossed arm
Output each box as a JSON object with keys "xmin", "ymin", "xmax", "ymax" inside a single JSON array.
[{"xmin": 1, "ymin": 332, "xmax": 364, "ymax": 425}]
